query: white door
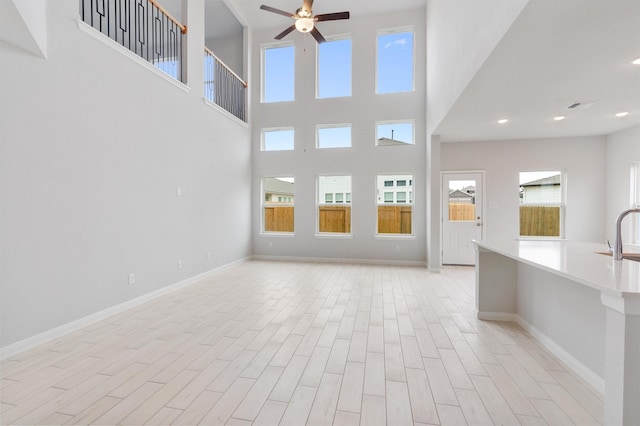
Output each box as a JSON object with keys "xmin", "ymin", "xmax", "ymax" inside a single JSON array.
[{"xmin": 442, "ymin": 172, "xmax": 483, "ymax": 265}]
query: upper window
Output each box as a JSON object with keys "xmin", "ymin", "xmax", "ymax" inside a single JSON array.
[
  {"xmin": 519, "ymin": 171, "xmax": 564, "ymax": 238},
  {"xmin": 377, "ymin": 29, "xmax": 414, "ymax": 94},
  {"xmin": 377, "ymin": 174, "xmax": 413, "ymax": 235},
  {"xmin": 317, "ymin": 125, "xmax": 352, "ymax": 149},
  {"xmin": 317, "ymin": 37, "xmax": 352, "ymax": 99},
  {"xmin": 262, "ymin": 128, "xmax": 294, "ymax": 151},
  {"xmin": 318, "ymin": 175, "xmax": 352, "ymax": 234},
  {"xmin": 376, "ymin": 121, "xmax": 414, "ymax": 146},
  {"xmin": 262, "ymin": 44, "xmax": 294, "ymax": 103}
]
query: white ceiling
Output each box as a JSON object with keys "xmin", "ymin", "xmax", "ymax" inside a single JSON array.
[
  {"xmin": 165, "ymin": 0, "xmax": 640, "ymax": 143},
  {"xmin": 434, "ymin": 0, "xmax": 640, "ymax": 142}
]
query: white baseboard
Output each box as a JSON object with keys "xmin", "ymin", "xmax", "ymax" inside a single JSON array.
[
  {"xmin": 0, "ymin": 257, "xmax": 249, "ymax": 360},
  {"xmin": 514, "ymin": 315, "xmax": 605, "ymax": 395},
  {"xmin": 251, "ymin": 254, "xmax": 426, "ymax": 267},
  {"xmin": 477, "ymin": 311, "xmax": 517, "ymax": 321}
]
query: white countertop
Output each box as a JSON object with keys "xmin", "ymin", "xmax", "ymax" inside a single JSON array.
[{"xmin": 473, "ymin": 240, "xmax": 640, "ymax": 296}]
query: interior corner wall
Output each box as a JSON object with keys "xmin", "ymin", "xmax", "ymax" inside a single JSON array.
[
  {"xmin": 0, "ymin": 2, "xmax": 252, "ymax": 349},
  {"xmin": 440, "ymin": 136, "xmax": 606, "ymax": 243},
  {"xmin": 604, "ymin": 125, "xmax": 640, "ymax": 241}
]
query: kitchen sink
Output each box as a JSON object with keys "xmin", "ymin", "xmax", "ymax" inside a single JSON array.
[{"xmin": 596, "ymin": 252, "xmax": 640, "ymax": 262}]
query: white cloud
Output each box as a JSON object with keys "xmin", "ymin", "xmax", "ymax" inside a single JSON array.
[{"xmin": 384, "ymin": 38, "xmax": 407, "ymax": 49}]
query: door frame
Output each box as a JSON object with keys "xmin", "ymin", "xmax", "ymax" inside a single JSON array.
[{"xmin": 441, "ymin": 170, "xmax": 486, "ymax": 265}]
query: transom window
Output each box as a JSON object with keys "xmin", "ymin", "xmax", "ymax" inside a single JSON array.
[
  {"xmin": 262, "ymin": 44, "xmax": 294, "ymax": 103},
  {"xmin": 317, "ymin": 124, "xmax": 352, "ymax": 149},
  {"xmin": 376, "ymin": 121, "xmax": 414, "ymax": 146},
  {"xmin": 317, "ymin": 37, "xmax": 352, "ymax": 99},
  {"xmin": 262, "ymin": 128, "xmax": 294, "ymax": 151},
  {"xmin": 377, "ymin": 29, "xmax": 414, "ymax": 94}
]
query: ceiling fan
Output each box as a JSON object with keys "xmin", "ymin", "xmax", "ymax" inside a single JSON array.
[{"xmin": 260, "ymin": 0, "xmax": 350, "ymax": 44}]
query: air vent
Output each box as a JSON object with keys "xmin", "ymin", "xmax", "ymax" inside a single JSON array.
[{"xmin": 566, "ymin": 100, "xmax": 599, "ymax": 110}]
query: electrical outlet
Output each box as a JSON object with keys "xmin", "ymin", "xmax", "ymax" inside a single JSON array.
[
  {"xmin": 395, "ymin": 245, "xmax": 400, "ymax": 252},
  {"xmin": 128, "ymin": 273, "xmax": 135, "ymax": 285},
  {"xmin": 177, "ymin": 186, "xmax": 182, "ymax": 196},
  {"xmin": 177, "ymin": 260, "xmax": 183, "ymax": 270},
  {"xmin": 207, "ymin": 252, "xmax": 212, "ymax": 261}
]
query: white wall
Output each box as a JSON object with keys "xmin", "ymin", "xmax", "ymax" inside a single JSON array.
[
  {"xmin": 206, "ymin": 34, "xmax": 244, "ymax": 78},
  {"xmin": 441, "ymin": 136, "xmax": 607, "ymax": 243},
  {"xmin": 425, "ymin": 0, "xmax": 528, "ymax": 269},
  {"xmin": 251, "ymin": 9, "xmax": 426, "ymax": 263},
  {"xmin": 0, "ymin": 1, "xmax": 252, "ymax": 349},
  {"xmin": 604, "ymin": 125, "xmax": 640, "ymax": 242}
]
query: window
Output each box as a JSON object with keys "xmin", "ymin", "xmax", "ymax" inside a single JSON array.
[
  {"xmin": 376, "ymin": 121, "xmax": 414, "ymax": 146},
  {"xmin": 317, "ymin": 125, "xmax": 351, "ymax": 149},
  {"xmin": 262, "ymin": 44, "xmax": 294, "ymax": 103},
  {"xmin": 317, "ymin": 37, "xmax": 352, "ymax": 98},
  {"xmin": 384, "ymin": 180, "xmax": 393, "ymax": 187},
  {"xmin": 377, "ymin": 29, "xmax": 414, "ymax": 94},
  {"xmin": 346, "ymin": 193, "xmax": 351, "ymax": 203},
  {"xmin": 519, "ymin": 171, "xmax": 564, "ymax": 238},
  {"xmin": 397, "ymin": 180, "xmax": 406, "ymax": 187},
  {"xmin": 632, "ymin": 163, "xmax": 640, "ymax": 244},
  {"xmin": 377, "ymin": 174, "xmax": 413, "ymax": 235},
  {"xmin": 262, "ymin": 128, "xmax": 294, "ymax": 151},
  {"xmin": 318, "ymin": 175, "xmax": 352, "ymax": 234},
  {"xmin": 263, "ymin": 177, "xmax": 294, "ymax": 233}
]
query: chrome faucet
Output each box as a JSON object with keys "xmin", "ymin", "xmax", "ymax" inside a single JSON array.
[{"xmin": 613, "ymin": 208, "xmax": 640, "ymax": 260}]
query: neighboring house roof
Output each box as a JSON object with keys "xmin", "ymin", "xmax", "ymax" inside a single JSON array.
[
  {"xmin": 264, "ymin": 177, "xmax": 294, "ymax": 195},
  {"xmin": 377, "ymin": 137, "xmax": 411, "ymax": 146},
  {"xmin": 449, "ymin": 189, "xmax": 474, "ymax": 199},
  {"xmin": 521, "ymin": 175, "xmax": 561, "ymax": 187}
]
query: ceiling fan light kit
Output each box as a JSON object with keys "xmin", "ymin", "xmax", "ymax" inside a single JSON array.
[{"xmin": 260, "ymin": 0, "xmax": 350, "ymax": 43}]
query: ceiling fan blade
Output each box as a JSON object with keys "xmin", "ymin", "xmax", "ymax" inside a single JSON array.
[
  {"xmin": 274, "ymin": 25, "xmax": 296, "ymax": 40},
  {"xmin": 310, "ymin": 27, "xmax": 326, "ymax": 44},
  {"xmin": 302, "ymin": 0, "xmax": 314, "ymax": 13},
  {"xmin": 260, "ymin": 4, "xmax": 295, "ymax": 18},
  {"xmin": 315, "ymin": 11, "xmax": 350, "ymax": 22}
]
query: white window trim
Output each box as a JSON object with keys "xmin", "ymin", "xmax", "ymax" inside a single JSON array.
[
  {"xmin": 316, "ymin": 123, "xmax": 352, "ymax": 149},
  {"xmin": 261, "ymin": 126, "xmax": 295, "ymax": 151},
  {"xmin": 375, "ymin": 119, "xmax": 415, "ymax": 146},
  {"xmin": 375, "ymin": 26, "xmax": 416, "ymax": 95},
  {"xmin": 316, "ymin": 33, "xmax": 353, "ymax": 100},
  {"xmin": 261, "ymin": 175, "xmax": 295, "ymax": 235},
  {"xmin": 316, "ymin": 174, "xmax": 353, "ymax": 236},
  {"xmin": 518, "ymin": 170, "xmax": 566, "ymax": 240},
  {"xmin": 375, "ymin": 173, "xmax": 415, "ymax": 237},
  {"xmin": 261, "ymin": 41, "xmax": 295, "ymax": 104}
]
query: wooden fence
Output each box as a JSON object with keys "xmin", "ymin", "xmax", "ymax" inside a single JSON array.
[
  {"xmin": 378, "ymin": 206, "xmax": 412, "ymax": 234},
  {"xmin": 264, "ymin": 205, "xmax": 412, "ymax": 234},
  {"xmin": 448, "ymin": 203, "xmax": 475, "ymax": 221},
  {"xmin": 264, "ymin": 205, "xmax": 294, "ymax": 232},
  {"xmin": 520, "ymin": 205, "xmax": 560, "ymax": 236},
  {"xmin": 319, "ymin": 206, "xmax": 351, "ymax": 233}
]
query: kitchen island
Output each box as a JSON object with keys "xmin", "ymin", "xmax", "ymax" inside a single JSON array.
[{"xmin": 473, "ymin": 240, "xmax": 640, "ymax": 426}]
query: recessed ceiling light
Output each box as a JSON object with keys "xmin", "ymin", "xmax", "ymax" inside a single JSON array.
[
  {"xmin": 615, "ymin": 111, "xmax": 629, "ymax": 117},
  {"xmin": 497, "ymin": 119, "xmax": 508, "ymax": 124},
  {"xmin": 553, "ymin": 115, "xmax": 566, "ymax": 121},
  {"xmin": 632, "ymin": 57, "xmax": 640, "ymax": 65}
]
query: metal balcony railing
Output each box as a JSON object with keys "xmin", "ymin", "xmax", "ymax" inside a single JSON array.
[
  {"xmin": 80, "ymin": 0, "xmax": 186, "ymax": 82},
  {"xmin": 205, "ymin": 47, "xmax": 247, "ymax": 122}
]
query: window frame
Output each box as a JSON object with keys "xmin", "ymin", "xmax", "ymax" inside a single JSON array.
[
  {"xmin": 518, "ymin": 170, "xmax": 566, "ymax": 240},
  {"xmin": 316, "ymin": 123, "xmax": 352, "ymax": 149},
  {"xmin": 375, "ymin": 120, "xmax": 415, "ymax": 146},
  {"xmin": 376, "ymin": 173, "xmax": 415, "ymax": 237},
  {"xmin": 261, "ymin": 127, "xmax": 295, "ymax": 151},
  {"xmin": 375, "ymin": 27, "xmax": 415, "ymax": 94},
  {"xmin": 316, "ymin": 34, "xmax": 353, "ymax": 99},
  {"xmin": 262, "ymin": 176, "xmax": 295, "ymax": 235},
  {"xmin": 261, "ymin": 41, "xmax": 295, "ymax": 104},
  {"xmin": 316, "ymin": 174, "xmax": 353, "ymax": 237}
]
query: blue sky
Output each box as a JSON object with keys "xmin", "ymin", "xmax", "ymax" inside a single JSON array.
[{"xmin": 262, "ymin": 31, "xmax": 414, "ymax": 150}]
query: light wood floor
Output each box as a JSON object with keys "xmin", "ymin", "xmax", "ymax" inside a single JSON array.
[{"xmin": 1, "ymin": 261, "xmax": 604, "ymax": 425}]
